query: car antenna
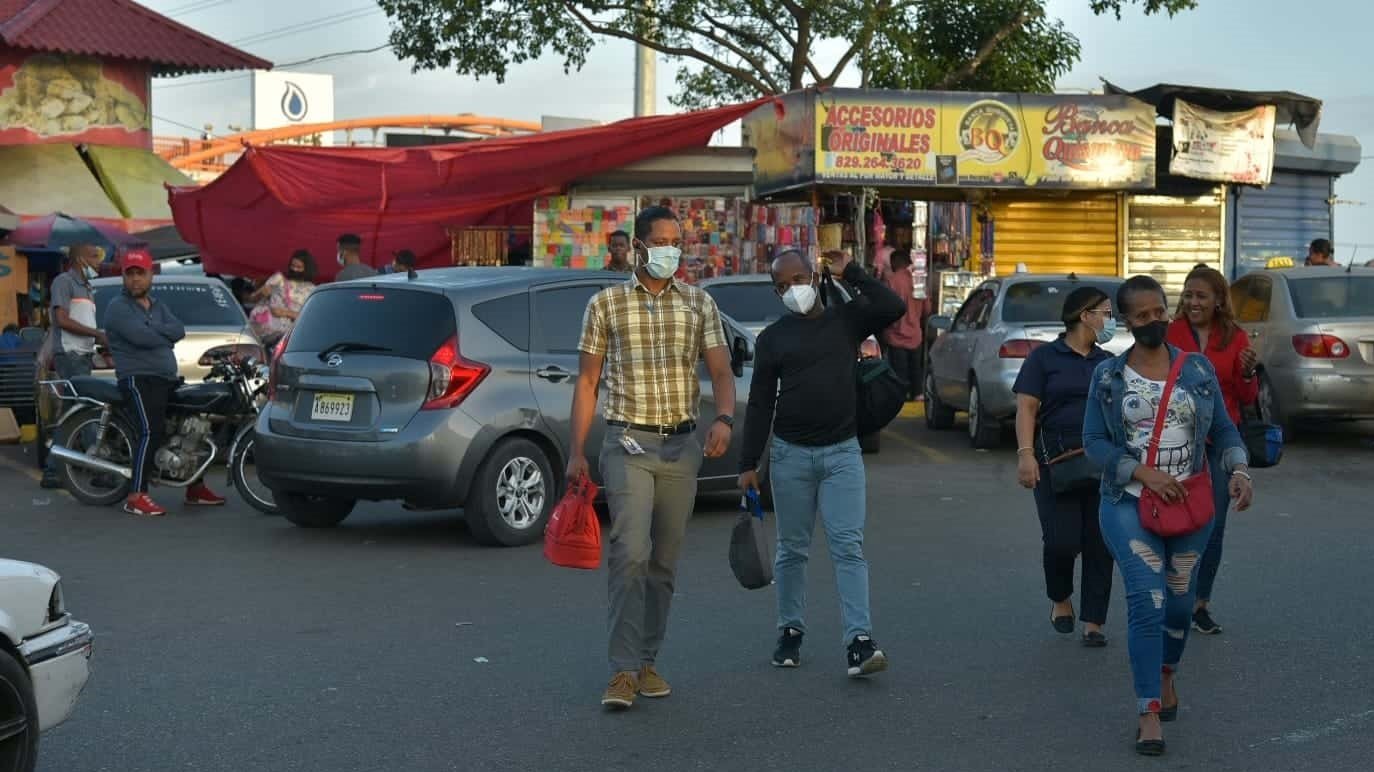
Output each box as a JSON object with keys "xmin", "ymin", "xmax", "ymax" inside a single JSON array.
[
  {"xmin": 407, "ymin": 268, "xmax": 418, "ymax": 280},
  {"xmin": 1067, "ymin": 272, "xmax": 1078, "ymax": 281}
]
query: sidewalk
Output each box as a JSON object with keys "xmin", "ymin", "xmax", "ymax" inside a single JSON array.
[{"xmin": 0, "ymin": 441, "xmax": 42, "ymax": 483}]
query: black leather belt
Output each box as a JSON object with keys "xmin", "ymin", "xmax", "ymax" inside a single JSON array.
[{"xmin": 608, "ymin": 420, "xmax": 696, "ymax": 436}]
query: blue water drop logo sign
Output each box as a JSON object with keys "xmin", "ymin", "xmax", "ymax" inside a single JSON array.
[{"xmin": 280, "ymin": 81, "xmax": 309, "ymax": 122}]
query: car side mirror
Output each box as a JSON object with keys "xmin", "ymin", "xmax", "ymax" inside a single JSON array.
[{"xmin": 731, "ymin": 336, "xmax": 749, "ymax": 378}]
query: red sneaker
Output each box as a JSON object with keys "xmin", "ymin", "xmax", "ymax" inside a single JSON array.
[
  {"xmin": 124, "ymin": 493, "xmax": 167, "ymax": 517},
  {"xmin": 185, "ymin": 482, "xmax": 226, "ymax": 507}
]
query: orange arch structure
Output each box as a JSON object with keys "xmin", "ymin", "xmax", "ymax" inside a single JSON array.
[{"xmin": 158, "ymin": 115, "xmax": 542, "ymax": 180}]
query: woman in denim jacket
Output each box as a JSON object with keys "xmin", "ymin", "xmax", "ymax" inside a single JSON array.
[{"xmin": 1083, "ymin": 276, "xmax": 1253, "ymax": 756}]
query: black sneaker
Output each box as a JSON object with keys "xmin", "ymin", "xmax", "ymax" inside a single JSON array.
[
  {"xmin": 846, "ymin": 635, "xmax": 888, "ymax": 677},
  {"xmin": 1192, "ymin": 608, "xmax": 1222, "ymax": 635},
  {"xmin": 772, "ymin": 627, "xmax": 803, "ymax": 667}
]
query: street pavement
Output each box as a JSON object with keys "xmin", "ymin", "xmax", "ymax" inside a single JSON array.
[{"xmin": 4, "ymin": 412, "xmax": 1374, "ymax": 772}]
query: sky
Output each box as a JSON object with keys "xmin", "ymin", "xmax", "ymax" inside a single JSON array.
[{"xmin": 145, "ymin": 0, "xmax": 1373, "ymax": 260}]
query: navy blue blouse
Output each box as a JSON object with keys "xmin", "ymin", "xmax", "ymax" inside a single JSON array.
[{"xmin": 1012, "ymin": 335, "xmax": 1111, "ymax": 436}]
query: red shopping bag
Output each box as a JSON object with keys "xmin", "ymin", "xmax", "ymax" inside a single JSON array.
[{"xmin": 543, "ymin": 475, "xmax": 602, "ymax": 569}]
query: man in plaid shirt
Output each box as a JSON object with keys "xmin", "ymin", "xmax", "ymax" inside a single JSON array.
[{"xmin": 568, "ymin": 205, "xmax": 737, "ymax": 710}]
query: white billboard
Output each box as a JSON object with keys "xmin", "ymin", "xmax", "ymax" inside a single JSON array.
[{"xmin": 251, "ymin": 70, "xmax": 335, "ymax": 144}]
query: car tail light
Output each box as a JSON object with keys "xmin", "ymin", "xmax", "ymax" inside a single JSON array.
[
  {"xmin": 422, "ymin": 336, "xmax": 489, "ymax": 410},
  {"xmin": 1292, "ymin": 334, "xmax": 1351, "ymax": 359},
  {"xmin": 199, "ymin": 343, "xmax": 267, "ymax": 366},
  {"xmin": 999, "ymin": 339, "xmax": 1044, "ymax": 358},
  {"xmin": 266, "ymin": 332, "xmax": 290, "ymax": 398}
]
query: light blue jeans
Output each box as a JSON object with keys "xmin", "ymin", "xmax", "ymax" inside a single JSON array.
[
  {"xmin": 768, "ymin": 436, "xmax": 872, "ymax": 648},
  {"xmin": 1099, "ymin": 494, "xmax": 1215, "ymax": 715}
]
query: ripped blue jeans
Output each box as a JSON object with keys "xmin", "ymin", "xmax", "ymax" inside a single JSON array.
[{"xmin": 1099, "ymin": 495, "xmax": 1215, "ymax": 715}]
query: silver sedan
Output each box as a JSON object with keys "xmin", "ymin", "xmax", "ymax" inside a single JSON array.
[
  {"xmin": 1230, "ymin": 265, "xmax": 1374, "ymax": 436},
  {"xmin": 925, "ymin": 273, "xmax": 1129, "ymax": 448}
]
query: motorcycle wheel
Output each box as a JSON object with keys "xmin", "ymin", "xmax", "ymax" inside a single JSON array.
[
  {"xmin": 56, "ymin": 410, "xmax": 134, "ymax": 507},
  {"xmin": 231, "ymin": 429, "xmax": 279, "ymax": 515}
]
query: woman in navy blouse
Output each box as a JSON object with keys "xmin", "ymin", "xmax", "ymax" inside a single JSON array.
[{"xmin": 1013, "ymin": 286, "xmax": 1116, "ymax": 647}]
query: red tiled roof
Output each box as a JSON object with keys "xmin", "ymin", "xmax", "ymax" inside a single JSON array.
[{"xmin": 0, "ymin": 0, "xmax": 271, "ymax": 75}]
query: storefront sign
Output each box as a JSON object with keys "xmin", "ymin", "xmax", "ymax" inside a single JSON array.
[
  {"xmin": 251, "ymin": 71, "xmax": 336, "ymax": 146},
  {"xmin": 1169, "ymin": 100, "xmax": 1276, "ymax": 186},
  {"xmin": 0, "ymin": 52, "xmax": 151, "ymax": 149},
  {"xmin": 814, "ymin": 91, "xmax": 1156, "ymax": 190}
]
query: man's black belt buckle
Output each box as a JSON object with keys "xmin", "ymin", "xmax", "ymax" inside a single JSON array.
[{"xmin": 609, "ymin": 420, "xmax": 696, "ymax": 436}]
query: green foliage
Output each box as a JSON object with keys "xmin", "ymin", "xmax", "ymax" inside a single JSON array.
[{"xmin": 378, "ymin": 0, "xmax": 1198, "ymax": 109}]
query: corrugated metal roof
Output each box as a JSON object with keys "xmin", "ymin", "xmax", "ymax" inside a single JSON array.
[{"xmin": 0, "ymin": 0, "xmax": 271, "ymax": 76}]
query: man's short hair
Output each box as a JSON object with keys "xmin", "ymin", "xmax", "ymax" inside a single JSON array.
[
  {"xmin": 393, "ymin": 249, "xmax": 417, "ymax": 268},
  {"xmin": 891, "ymin": 249, "xmax": 913, "ymax": 269},
  {"xmin": 608, "ymin": 230, "xmax": 630, "ymax": 244},
  {"xmin": 634, "ymin": 206, "xmax": 678, "ymax": 243},
  {"xmin": 770, "ymin": 249, "xmax": 811, "ymax": 276},
  {"xmin": 337, "ymin": 233, "xmax": 362, "ymax": 249},
  {"xmin": 68, "ymin": 242, "xmax": 99, "ymax": 261},
  {"xmin": 1310, "ymin": 238, "xmax": 1333, "ymax": 256}
]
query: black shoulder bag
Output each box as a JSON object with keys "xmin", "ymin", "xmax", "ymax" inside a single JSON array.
[{"xmin": 820, "ymin": 272, "xmax": 907, "ymax": 436}]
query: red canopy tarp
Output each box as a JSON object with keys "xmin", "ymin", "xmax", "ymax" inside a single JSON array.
[{"xmin": 169, "ymin": 98, "xmax": 776, "ymax": 280}]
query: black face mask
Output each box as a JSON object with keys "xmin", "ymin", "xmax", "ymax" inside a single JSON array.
[
  {"xmin": 1131, "ymin": 320, "xmax": 1169, "ymax": 349},
  {"xmin": 287, "ymin": 270, "xmax": 305, "ymax": 280}
]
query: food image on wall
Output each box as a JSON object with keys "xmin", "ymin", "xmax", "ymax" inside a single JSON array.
[{"xmin": 0, "ymin": 53, "xmax": 151, "ymax": 146}]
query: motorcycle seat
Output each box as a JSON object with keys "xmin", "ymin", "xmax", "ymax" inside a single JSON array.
[{"xmin": 66, "ymin": 376, "xmax": 123, "ymax": 405}]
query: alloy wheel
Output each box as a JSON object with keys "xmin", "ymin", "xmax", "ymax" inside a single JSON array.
[
  {"xmin": 0, "ymin": 669, "xmax": 32, "ymax": 771},
  {"xmin": 495, "ymin": 456, "xmax": 546, "ymax": 530}
]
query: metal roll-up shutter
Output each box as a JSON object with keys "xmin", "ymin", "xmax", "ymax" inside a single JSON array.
[
  {"xmin": 1126, "ymin": 191, "xmax": 1225, "ymax": 304},
  {"xmin": 1233, "ymin": 171, "xmax": 1332, "ymax": 276},
  {"xmin": 986, "ymin": 194, "xmax": 1119, "ymax": 278}
]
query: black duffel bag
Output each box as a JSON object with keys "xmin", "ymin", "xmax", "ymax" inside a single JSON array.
[{"xmin": 855, "ymin": 356, "xmax": 907, "ymax": 436}]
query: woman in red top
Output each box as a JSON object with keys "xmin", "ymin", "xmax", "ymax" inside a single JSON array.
[{"xmin": 1166, "ymin": 265, "xmax": 1259, "ymax": 637}]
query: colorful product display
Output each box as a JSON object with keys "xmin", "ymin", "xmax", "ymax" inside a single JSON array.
[
  {"xmin": 533, "ymin": 196, "xmax": 635, "ymax": 269},
  {"xmin": 742, "ymin": 204, "xmax": 818, "ymax": 275},
  {"xmin": 642, "ymin": 196, "xmax": 742, "ymax": 282}
]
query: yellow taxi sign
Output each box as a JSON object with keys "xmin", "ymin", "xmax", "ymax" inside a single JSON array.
[{"xmin": 1265, "ymin": 256, "xmax": 1295, "ymax": 269}]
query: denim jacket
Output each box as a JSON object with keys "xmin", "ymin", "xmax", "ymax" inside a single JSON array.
[{"xmin": 1083, "ymin": 345, "xmax": 1248, "ymax": 503}]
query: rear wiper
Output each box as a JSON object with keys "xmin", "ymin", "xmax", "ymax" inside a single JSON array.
[{"xmin": 318, "ymin": 342, "xmax": 392, "ymax": 361}]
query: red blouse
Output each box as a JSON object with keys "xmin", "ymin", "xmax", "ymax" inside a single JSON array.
[{"xmin": 1166, "ymin": 318, "xmax": 1259, "ymax": 425}]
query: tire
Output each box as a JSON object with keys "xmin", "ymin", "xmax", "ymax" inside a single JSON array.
[
  {"xmin": 859, "ymin": 432, "xmax": 881, "ymax": 454},
  {"xmin": 0, "ymin": 650, "xmax": 39, "ymax": 772},
  {"xmin": 924, "ymin": 369, "xmax": 955, "ymax": 430},
  {"xmin": 55, "ymin": 410, "xmax": 134, "ymax": 507},
  {"xmin": 230, "ymin": 429, "xmax": 279, "ymax": 516},
  {"xmin": 465, "ymin": 437, "xmax": 555, "ymax": 547},
  {"xmin": 278, "ymin": 491, "xmax": 355, "ymax": 528},
  {"xmin": 968, "ymin": 379, "xmax": 1001, "ymax": 450},
  {"xmin": 1258, "ymin": 371, "xmax": 1296, "ymax": 441}
]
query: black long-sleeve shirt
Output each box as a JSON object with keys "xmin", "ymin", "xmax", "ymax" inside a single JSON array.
[{"xmin": 739, "ymin": 262, "xmax": 906, "ymax": 472}]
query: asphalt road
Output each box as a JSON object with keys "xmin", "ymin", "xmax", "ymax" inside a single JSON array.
[{"xmin": 4, "ymin": 414, "xmax": 1374, "ymax": 772}]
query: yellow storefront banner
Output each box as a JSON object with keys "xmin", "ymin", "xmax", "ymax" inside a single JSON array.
[{"xmin": 815, "ymin": 90, "xmax": 1157, "ymax": 190}]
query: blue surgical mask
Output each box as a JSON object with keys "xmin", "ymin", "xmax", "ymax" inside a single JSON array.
[
  {"xmin": 643, "ymin": 246, "xmax": 681, "ymax": 280},
  {"xmin": 1096, "ymin": 316, "xmax": 1117, "ymax": 345},
  {"xmin": 81, "ymin": 264, "xmax": 98, "ymax": 281}
]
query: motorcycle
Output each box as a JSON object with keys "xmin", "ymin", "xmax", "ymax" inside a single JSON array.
[{"xmin": 43, "ymin": 353, "xmax": 279, "ymax": 514}]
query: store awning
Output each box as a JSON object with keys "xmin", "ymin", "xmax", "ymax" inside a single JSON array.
[
  {"xmin": 0, "ymin": 144, "xmax": 124, "ymax": 221},
  {"xmin": 170, "ymin": 97, "xmax": 776, "ymax": 279},
  {"xmin": 1103, "ymin": 81, "xmax": 1323, "ymax": 148},
  {"xmin": 85, "ymin": 145, "xmax": 195, "ymax": 224},
  {"xmin": 1273, "ymin": 129, "xmax": 1361, "ymax": 176}
]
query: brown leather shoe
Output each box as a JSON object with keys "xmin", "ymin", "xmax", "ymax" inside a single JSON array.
[
  {"xmin": 601, "ymin": 671, "xmax": 638, "ymax": 710},
  {"xmin": 638, "ymin": 665, "xmax": 671, "ymax": 698}
]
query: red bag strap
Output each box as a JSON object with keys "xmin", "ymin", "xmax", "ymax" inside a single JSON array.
[{"xmin": 1145, "ymin": 353, "xmax": 1189, "ymax": 467}]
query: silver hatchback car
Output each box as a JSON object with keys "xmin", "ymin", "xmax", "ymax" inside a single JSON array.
[
  {"xmin": 1230, "ymin": 264, "xmax": 1374, "ymax": 436},
  {"xmin": 925, "ymin": 273, "xmax": 1130, "ymax": 448},
  {"xmin": 253, "ymin": 268, "xmax": 760, "ymax": 546}
]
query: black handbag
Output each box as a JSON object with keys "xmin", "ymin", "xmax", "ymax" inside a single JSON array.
[
  {"xmin": 855, "ymin": 356, "xmax": 907, "ymax": 436},
  {"xmin": 1039, "ymin": 431, "xmax": 1100, "ymax": 494},
  {"xmin": 1239, "ymin": 405, "xmax": 1283, "ymax": 468},
  {"xmin": 729, "ymin": 490, "xmax": 773, "ymax": 590}
]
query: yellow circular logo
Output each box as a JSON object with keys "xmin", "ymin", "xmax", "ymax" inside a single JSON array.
[{"xmin": 958, "ymin": 101, "xmax": 1020, "ymax": 164}]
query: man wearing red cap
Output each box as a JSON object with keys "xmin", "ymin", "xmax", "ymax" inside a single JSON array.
[{"xmin": 105, "ymin": 250, "xmax": 225, "ymax": 516}]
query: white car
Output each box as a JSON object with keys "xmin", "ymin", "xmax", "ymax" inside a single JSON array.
[{"xmin": 0, "ymin": 559, "xmax": 94, "ymax": 771}]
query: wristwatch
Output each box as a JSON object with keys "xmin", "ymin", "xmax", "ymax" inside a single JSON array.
[{"xmin": 714, "ymin": 414, "xmax": 734, "ymax": 428}]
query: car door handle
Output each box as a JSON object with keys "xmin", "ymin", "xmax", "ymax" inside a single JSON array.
[{"xmin": 536, "ymin": 366, "xmax": 572, "ymax": 382}]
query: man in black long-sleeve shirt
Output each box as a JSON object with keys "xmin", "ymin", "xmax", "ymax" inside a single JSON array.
[{"xmin": 738, "ymin": 249, "xmax": 905, "ymax": 677}]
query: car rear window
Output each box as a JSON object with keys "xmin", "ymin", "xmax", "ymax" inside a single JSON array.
[
  {"xmin": 1288, "ymin": 276, "xmax": 1374, "ymax": 319},
  {"xmin": 1001, "ymin": 280, "xmax": 1121, "ymax": 323},
  {"xmin": 94, "ymin": 282, "xmax": 246, "ymax": 328},
  {"xmin": 286, "ymin": 288, "xmax": 457, "ymax": 359},
  {"xmin": 704, "ymin": 283, "xmax": 787, "ymax": 325}
]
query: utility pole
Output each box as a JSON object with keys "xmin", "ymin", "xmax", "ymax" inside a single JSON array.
[{"xmin": 634, "ymin": 1, "xmax": 656, "ymax": 116}]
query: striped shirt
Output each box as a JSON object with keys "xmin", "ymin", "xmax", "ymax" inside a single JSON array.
[{"xmin": 578, "ymin": 274, "xmax": 727, "ymax": 426}]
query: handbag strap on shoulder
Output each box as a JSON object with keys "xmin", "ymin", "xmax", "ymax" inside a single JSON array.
[{"xmin": 1145, "ymin": 353, "xmax": 1188, "ymax": 467}]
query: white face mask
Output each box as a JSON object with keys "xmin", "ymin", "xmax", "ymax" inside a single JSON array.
[
  {"xmin": 81, "ymin": 264, "xmax": 99, "ymax": 280},
  {"xmin": 643, "ymin": 246, "xmax": 681, "ymax": 280},
  {"xmin": 781, "ymin": 284, "xmax": 818, "ymax": 315}
]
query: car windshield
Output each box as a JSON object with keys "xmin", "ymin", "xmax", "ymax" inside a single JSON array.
[
  {"xmin": 1288, "ymin": 276, "xmax": 1374, "ymax": 319},
  {"xmin": 704, "ymin": 282, "xmax": 787, "ymax": 325},
  {"xmin": 1001, "ymin": 280, "xmax": 1122, "ymax": 323},
  {"xmin": 93, "ymin": 281, "xmax": 246, "ymax": 328}
]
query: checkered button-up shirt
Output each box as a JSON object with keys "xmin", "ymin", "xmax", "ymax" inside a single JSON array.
[{"xmin": 578, "ymin": 274, "xmax": 727, "ymax": 426}]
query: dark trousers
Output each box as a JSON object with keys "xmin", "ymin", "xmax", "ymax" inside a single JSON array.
[
  {"xmin": 1032, "ymin": 473, "xmax": 1113, "ymax": 625},
  {"xmin": 885, "ymin": 345, "xmax": 922, "ymax": 401},
  {"xmin": 120, "ymin": 375, "xmax": 176, "ymax": 493},
  {"xmin": 1196, "ymin": 444, "xmax": 1231, "ymax": 602}
]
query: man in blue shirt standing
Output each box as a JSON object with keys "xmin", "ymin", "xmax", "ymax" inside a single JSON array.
[{"xmin": 105, "ymin": 251, "xmax": 225, "ymax": 516}]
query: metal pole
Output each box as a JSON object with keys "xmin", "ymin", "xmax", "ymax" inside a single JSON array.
[{"xmin": 634, "ymin": 1, "xmax": 656, "ymax": 116}]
